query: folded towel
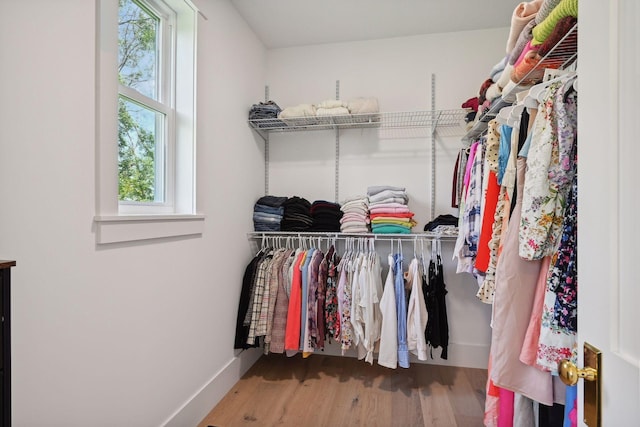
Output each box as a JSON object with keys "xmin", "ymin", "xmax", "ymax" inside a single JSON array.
[
  {"xmin": 368, "ymin": 189, "xmax": 408, "ymax": 203},
  {"xmin": 497, "ymin": 63, "xmax": 514, "ymax": 90},
  {"xmin": 369, "ymin": 197, "xmax": 409, "ymax": 206},
  {"xmin": 371, "ymin": 224, "xmax": 412, "ymax": 234},
  {"xmin": 369, "ymin": 207, "xmax": 411, "ymax": 215},
  {"xmin": 341, "ymin": 199, "xmax": 369, "ymax": 210},
  {"xmin": 316, "ymin": 106, "xmax": 349, "ymax": 116},
  {"xmin": 371, "ymin": 217, "xmax": 414, "ymax": 225},
  {"xmin": 461, "ymin": 97, "xmax": 479, "ymax": 112},
  {"xmin": 278, "ymin": 104, "xmax": 317, "ymax": 119},
  {"xmin": 340, "ymin": 225, "xmax": 370, "ymax": 234},
  {"xmin": 506, "ymin": 0, "xmax": 544, "ymax": 54},
  {"xmin": 366, "ymin": 185, "xmax": 405, "ymax": 196},
  {"xmin": 485, "ymin": 83, "xmax": 502, "ymax": 101},
  {"xmin": 340, "ymin": 212, "xmax": 369, "ymax": 223},
  {"xmin": 347, "ymin": 97, "xmax": 380, "ymax": 114},
  {"xmin": 511, "ymin": 42, "xmax": 544, "ymax": 84},
  {"xmin": 341, "ymin": 220, "xmax": 371, "ymax": 229},
  {"xmin": 370, "ymin": 212, "xmax": 415, "ymax": 220},
  {"xmin": 316, "ymin": 100, "xmax": 346, "ymax": 109},
  {"xmin": 490, "ymin": 57, "xmax": 508, "ymax": 83}
]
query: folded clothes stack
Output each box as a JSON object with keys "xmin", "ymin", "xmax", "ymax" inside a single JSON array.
[
  {"xmin": 310, "ymin": 200, "xmax": 343, "ymax": 232},
  {"xmin": 278, "ymin": 103, "xmax": 317, "ymax": 125},
  {"xmin": 253, "ymin": 195, "xmax": 287, "ymax": 232},
  {"xmin": 339, "ymin": 196, "xmax": 370, "ymax": 233},
  {"xmin": 424, "ymin": 214, "xmax": 459, "ymax": 236},
  {"xmin": 346, "ymin": 97, "xmax": 380, "ymax": 123},
  {"xmin": 367, "ymin": 186, "xmax": 416, "ymax": 234},
  {"xmin": 248, "ymin": 100, "xmax": 283, "ymax": 128},
  {"xmin": 280, "ymin": 196, "xmax": 313, "ymax": 231},
  {"xmin": 315, "ymin": 99, "xmax": 350, "ymax": 117}
]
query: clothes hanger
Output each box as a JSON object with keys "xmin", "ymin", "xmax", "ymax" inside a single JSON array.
[
  {"xmin": 495, "ymin": 106, "xmax": 512, "ymax": 125},
  {"xmin": 525, "ymin": 71, "xmax": 577, "ymax": 107},
  {"xmin": 420, "ymin": 238, "xmax": 428, "ymax": 274},
  {"xmin": 431, "ymin": 239, "xmax": 437, "ymax": 263}
]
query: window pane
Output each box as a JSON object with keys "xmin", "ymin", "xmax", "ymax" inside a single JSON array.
[
  {"xmin": 118, "ymin": 0, "xmax": 159, "ymax": 100},
  {"xmin": 118, "ymin": 97, "xmax": 165, "ymax": 203}
]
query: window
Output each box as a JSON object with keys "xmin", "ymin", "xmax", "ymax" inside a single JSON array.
[
  {"xmin": 95, "ymin": 0, "xmax": 203, "ymax": 243},
  {"xmin": 118, "ymin": 0, "xmax": 172, "ymax": 209}
]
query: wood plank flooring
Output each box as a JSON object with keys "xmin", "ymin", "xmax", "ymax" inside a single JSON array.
[{"xmin": 198, "ymin": 354, "xmax": 487, "ymax": 427}]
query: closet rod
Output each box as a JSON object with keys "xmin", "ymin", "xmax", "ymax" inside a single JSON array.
[{"xmin": 247, "ymin": 231, "xmax": 457, "ymax": 242}]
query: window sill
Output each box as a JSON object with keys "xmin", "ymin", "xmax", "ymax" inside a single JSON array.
[{"xmin": 94, "ymin": 214, "xmax": 205, "ymax": 244}]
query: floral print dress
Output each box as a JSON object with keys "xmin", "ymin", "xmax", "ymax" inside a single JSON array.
[
  {"xmin": 536, "ymin": 151, "xmax": 578, "ymax": 372},
  {"xmin": 519, "ymin": 79, "xmax": 578, "ymax": 260}
]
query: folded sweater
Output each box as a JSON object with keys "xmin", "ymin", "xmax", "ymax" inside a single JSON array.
[
  {"xmin": 347, "ymin": 97, "xmax": 380, "ymax": 114},
  {"xmin": 532, "ymin": 0, "xmax": 578, "ymax": 45},
  {"xmin": 279, "ymin": 104, "xmax": 316, "ymax": 119},
  {"xmin": 316, "ymin": 107, "xmax": 349, "ymax": 116},
  {"xmin": 506, "ymin": 0, "xmax": 543, "ymax": 54}
]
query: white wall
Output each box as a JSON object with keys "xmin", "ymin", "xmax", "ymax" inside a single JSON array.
[
  {"xmin": 0, "ymin": 1, "xmax": 266, "ymax": 426},
  {"xmin": 264, "ymin": 28, "xmax": 509, "ymax": 368}
]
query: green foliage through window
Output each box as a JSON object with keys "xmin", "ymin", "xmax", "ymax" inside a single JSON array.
[{"xmin": 118, "ymin": 0, "xmax": 161, "ymax": 203}]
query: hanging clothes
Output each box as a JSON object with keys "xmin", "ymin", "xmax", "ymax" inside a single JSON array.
[
  {"xmin": 284, "ymin": 250, "xmax": 306, "ymax": 353},
  {"xmin": 263, "ymin": 248, "xmax": 290, "ymax": 353},
  {"xmin": 490, "ymin": 157, "xmax": 554, "ymax": 405},
  {"xmin": 425, "ymin": 245, "xmax": 450, "ymax": 359},
  {"xmin": 303, "ymin": 248, "xmax": 323, "ymax": 356},
  {"xmin": 453, "ymin": 140, "xmax": 485, "ymax": 277},
  {"xmin": 269, "ymin": 249, "xmax": 296, "ymax": 354},
  {"xmin": 246, "ymin": 250, "xmax": 274, "ymax": 345},
  {"xmin": 378, "ymin": 253, "xmax": 398, "ymax": 369},
  {"xmin": 475, "ymin": 119, "xmax": 502, "ymax": 275},
  {"xmin": 519, "ymin": 78, "xmax": 577, "ymax": 260},
  {"xmin": 406, "ymin": 256, "xmax": 428, "ymax": 361},
  {"xmin": 337, "ymin": 249, "xmax": 354, "ymax": 354},
  {"xmin": 316, "ymin": 245, "xmax": 334, "ymax": 350},
  {"xmin": 324, "ymin": 249, "xmax": 340, "ymax": 342},
  {"xmin": 536, "ymin": 168, "xmax": 578, "ymax": 372},
  {"xmin": 394, "ymin": 251, "xmax": 410, "ymax": 368},
  {"xmin": 234, "ymin": 249, "xmax": 266, "ymax": 349}
]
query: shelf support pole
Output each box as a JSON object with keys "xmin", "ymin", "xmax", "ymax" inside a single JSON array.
[
  {"xmin": 430, "ymin": 73, "xmax": 436, "ymax": 220},
  {"xmin": 264, "ymin": 85, "xmax": 270, "ymax": 195},
  {"xmin": 335, "ymin": 79, "xmax": 340, "ymax": 203}
]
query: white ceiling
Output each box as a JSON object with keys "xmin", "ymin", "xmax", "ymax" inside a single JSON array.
[{"xmin": 230, "ymin": 0, "xmax": 515, "ymax": 49}]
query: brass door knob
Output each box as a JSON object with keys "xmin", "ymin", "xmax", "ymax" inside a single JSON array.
[{"xmin": 558, "ymin": 359, "xmax": 598, "ymax": 386}]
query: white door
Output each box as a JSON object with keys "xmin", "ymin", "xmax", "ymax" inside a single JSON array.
[{"xmin": 579, "ymin": 0, "xmax": 640, "ymax": 425}]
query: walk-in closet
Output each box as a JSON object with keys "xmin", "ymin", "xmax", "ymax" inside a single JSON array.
[{"xmin": 1, "ymin": 0, "xmax": 637, "ymax": 426}]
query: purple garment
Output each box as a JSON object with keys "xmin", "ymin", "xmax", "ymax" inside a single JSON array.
[{"xmin": 306, "ymin": 249, "xmax": 324, "ymax": 351}]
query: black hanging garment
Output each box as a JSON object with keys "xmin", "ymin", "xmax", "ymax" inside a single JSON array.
[
  {"xmin": 234, "ymin": 251, "xmax": 265, "ymax": 349},
  {"xmin": 424, "ymin": 254, "xmax": 449, "ymax": 359}
]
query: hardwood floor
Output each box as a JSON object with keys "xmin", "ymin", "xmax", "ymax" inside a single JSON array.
[{"xmin": 199, "ymin": 354, "xmax": 487, "ymax": 427}]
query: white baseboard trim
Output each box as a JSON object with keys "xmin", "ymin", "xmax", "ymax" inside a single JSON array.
[{"xmin": 161, "ymin": 348, "xmax": 263, "ymax": 427}]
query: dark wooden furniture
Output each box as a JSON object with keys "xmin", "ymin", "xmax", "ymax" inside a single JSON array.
[{"xmin": 0, "ymin": 261, "xmax": 16, "ymax": 427}]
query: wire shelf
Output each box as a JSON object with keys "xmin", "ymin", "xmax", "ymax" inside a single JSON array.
[
  {"xmin": 462, "ymin": 23, "xmax": 578, "ymax": 143},
  {"xmin": 247, "ymin": 231, "xmax": 458, "ymax": 241},
  {"xmin": 248, "ymin": 109, "xmax": 470, "ymax": 138}
]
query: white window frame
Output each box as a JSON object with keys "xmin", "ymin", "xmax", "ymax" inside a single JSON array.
[
  {"xmin": 95, "ymin": 0, "xmax": 204, "ymax": 244},
  {"xmin": 118, "ymin": 0, "xmax": 174, "ymax": 212}
]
